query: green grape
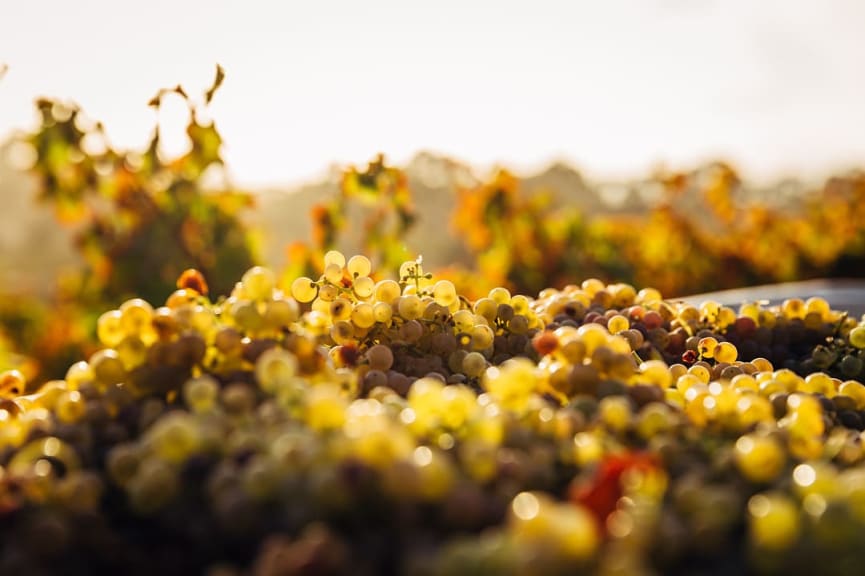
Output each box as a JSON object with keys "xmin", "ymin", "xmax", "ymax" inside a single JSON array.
[
  {"xmin": 374, "ymin": 279, "xmax": 402, "ymax": 304},
  {"xmin": 353, "ymin": 276, "xmax": 375, "ymax": 299},
  {"xmin": 373, "ymin": 301, "xmax": 393, "ymax": 324},
  {"xmin": 116, "ymin": 336, "xmax": 148, "ymax": 371},
  {"xmin": 347, "ymin": 255, "xmax": 372, "ymax": 278},
  {"xmin": 241, "ymin": 266, "xmax": 276, "ymax": 301},
  {"xmin": 470, "ymin": 324, "xmax": 495, "ymax": 351},
  {"xmin": 473, "ymin": 297, "xmax": 498, "ymax": 323},
  {"xmin": 97, "ymin": 310, "xmax": 126, "ymax": 347},
  {"xmin": 183, "ymin": 376, "xmax": 220, "ymax": 413},
  {"xmin": 461, "ymin": 352, "xmax": 487, "ymax": 378},
  {"xmin": 688, "ymin": 364, "xmax": 711, "ymax": 383},
  {"xmin": 323, "ymin": 249, "xmax": 346, "ymax": 269},
  {"xmin": 119, "ymin": 298, "xmax": 154, "ymax": 335},
  {"xmin": 90, "ymin": 349, "xmax": 127, "ymax": 388},
  {"xmin": 231, "ymin": 300, "xmax": 264, "ymax": 332},
  {"xmin": 55, "ymin": 390, "xmax": 87, "ymax": 423},
  {"xmin": 255, "ymin": 347, "xmax": 298, "ymax": 393},
  {"xmin": 432, "ymin": 280, "xmax": 458, "ymax": 307},
  {"xmin": 64, "ymin": 361, "xmax": 94, "ymax": 390},
  {"xmin": 510, "ymin": 295, "xmax": 530, "ymax": 315},
  {"xmin": 452, "ymin": 309, "xmax": 474, "ymax": 333},
  {"xmin": 351, "ymin": 302, "xmax": 376, "ymax": 329},
  {"xmin": 747, "ymin": 492, "xmax": 800, "ymax": 550},
  {"xmin": 290, "ymin": 276, "xmax": 318, "ymax": 303},
  {"xmin": 146, "ymin": 412, "xmax": 201, "ymax": 463},
  {"xmin": 324, "ymin": 262, "xmax": 344, "ymax": 285},
  {"xmin": 839, "ymin": 354, "xmax": 863, "ymax": 377},
  {"xmin": 849, "ymin": 326, "xmax": 865, "ymax": 349},
  {"xmin": 264, "ymin": 298, "xmax": 300, "ymax": 328},
  {"xmin": 599, "ymin": 396, "xmax": 631, "ymax": 432},
  {"xmin": 304, "ymin": 384, "xmax": 348, "ymax": 430},
  {"xmin": 734, "ymin": 433, "xmax": 786, "ymax": 483},
  {"xmin": 397, "ymin": 295, "xmax": 423, "ymax": 320},
  {"xmin": 488, "ymin": 286, "xmax": 511, "ymax": 304}
]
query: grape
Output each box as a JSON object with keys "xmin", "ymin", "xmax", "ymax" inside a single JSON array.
[
  {"xmin": 748, "ymin": 492, "xmax": 801, "ymax": 550},
  {"xmin": 734, "ymin": 433, "xmax": 786, "ymax": 483},
  {"xmin": 714, "ymin": 341, "xmax": 738, "ymax": 363},
  {"xmin": 55, "ymin": 390, "xmax": 86, "ymax": 423},
  {"xmin": 90, "ymin": 349, "xmax": 127, "ymax": 388},
  {"xmin": 351, "ymin": 302, "xmax": 376, "ymax": 329},
  {"xmin": 323, "ymin": 249, "xmax": 346, "ymax": 269},
  {"xmin": 366, "ymin": 344, "xmax": 394, "ymax": 372},
  {"xmin": 347, "ymin": 255, "xmax": 372, "ymax": 278},
  {"xmin": 488, "ymin": 286, "xmax": 511, "ymax": 304},
  {"xmin": 461, "ymin": 352, "xmax": 487, "ymax": 378},
  {"xmin": 781, "ymin": 298, "xmax": 806, "ymax": 320},
  {"xmin": 374, "ymin": 279, "xmax": 402, "ymax": 304},
  {"xmin": 290, "ymin": 276, "xmax": 318, "ymax": 303},
  {"xmin": 850, "ymin": 326, "xmax": 865, "ymax": 349},
  {"xmin": 255, "ymin": 347, "xmax": 298, "ymax": 393},
  {"xmin": 317, "ymin": 283, "xmax": 339, "ymax": 302},
  {"xmin": 264, "ymin": 298, "xmax": 300, "ymax": 329},
  {"xmin": 606, "ymin": 314, "xmax": 629, "ymax": 334},
  {"xmin": 119, "ymin": 298, "xmax": 154, "ymax": 335},
  {"xmin": 353, "ymin": 276, "xmax": 375, "ymax": 299},
  {"xmin": 97, "ymin": 310, "xmax": 125, "ymax": 347},
  {"xmin": 698, "ymin": 336, "xmax": 719, "ymax": 359},
  {"xmin": 183, "ymin": 376, "xmax": 219, "ymax": 413},
  {"xmin": 241, "ymin": 266, "xmax": 276, "ymax": 301},
  {"xmin": 323, "ymin": 263, "xmax": 344, "ymax": 285},
  {"xmin": 470, "ymin": 324, "xmax": 495, "ymax": 351},
  {"xmin": 397, "ymin": 294, "xmax": 423, "ymax": 320},
  {"xmin": 372, "ymin": 301, "xmax": 393, "ymax": 324}
]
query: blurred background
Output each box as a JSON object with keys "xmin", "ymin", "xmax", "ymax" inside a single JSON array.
[{"xmin": 1, "ymin": 0, "xmax": 864, "ymax": 383}]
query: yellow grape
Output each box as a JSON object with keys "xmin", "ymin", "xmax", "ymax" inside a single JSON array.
[
  {"xmin": 323, "ymin": 249, "xmax": 346, "ymax": 269},
  {"xmin": 97, "ymin": 310, "xmax": 125, "ymax": 348},
  {"xmin": 347, "ymin": 255, "xmax": 372, "ymax": 278},
  {"xmin": 241, "ymin": 266, "xmax": 276, "ymax": 301},
  {"xmin": 290, "ymin": 277, "xmax": 318, "ymax": 303}
]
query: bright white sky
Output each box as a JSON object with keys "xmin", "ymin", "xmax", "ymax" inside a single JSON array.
[{"xmin": 1, "ymin": 0, "xmax": 864, "ymax": 187}]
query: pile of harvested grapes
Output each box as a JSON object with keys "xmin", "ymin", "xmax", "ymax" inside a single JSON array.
[{"xmin": 2, "ymin": 252, "xmax": 865, "ymax": 575}]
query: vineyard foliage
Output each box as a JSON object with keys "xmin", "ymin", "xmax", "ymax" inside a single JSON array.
[{"xmin": 2, "ymin": 74, "xmax": 865, "ymax": 384}]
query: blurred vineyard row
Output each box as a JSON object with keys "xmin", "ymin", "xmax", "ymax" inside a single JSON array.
[{"xmin": 2, "ymin": 72, "xmax": 865, "ymax": 386}]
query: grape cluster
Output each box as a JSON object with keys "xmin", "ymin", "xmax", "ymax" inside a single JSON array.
[{"xmin": 1, "ymin": 254, "xmax": 865, "ymax": 575}]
